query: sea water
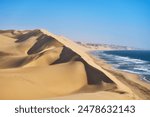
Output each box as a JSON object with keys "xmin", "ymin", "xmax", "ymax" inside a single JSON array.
[{"xmin": 92, "ymin": 50, "xmax": 150, "ymax": 82}]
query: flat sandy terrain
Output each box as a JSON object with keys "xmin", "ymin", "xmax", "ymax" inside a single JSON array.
[{"xmin": 0, "ymin": 29, "xmax": 150, "ymax": 100}]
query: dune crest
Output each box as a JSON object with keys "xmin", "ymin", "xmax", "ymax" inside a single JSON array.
[{"xmin": 0, "ymin": 29, "xmax": 149, "ymax": 99}]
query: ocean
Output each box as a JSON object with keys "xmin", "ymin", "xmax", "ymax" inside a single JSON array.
[{"xmin": 92, "ymin": 50, "xmax": 150, "ymax": 82}]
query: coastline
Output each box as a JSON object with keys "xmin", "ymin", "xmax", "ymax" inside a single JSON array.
[{"xmin": 87, "ymin": 51, "xmax": 150, "ymax": 99}]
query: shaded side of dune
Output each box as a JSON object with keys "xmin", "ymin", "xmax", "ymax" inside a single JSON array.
[
  {"xmin": 52, "ymin": 46, "xmax": 114, "ymax": 85},
  {"xmin": 27, "ymin": 34, "xmax": 63, "ymax": 55}
]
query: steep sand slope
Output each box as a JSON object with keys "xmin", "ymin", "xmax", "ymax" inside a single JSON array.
[
  {"xmin": 0, "ymin": 29, "xmax": 149, "ymax": 99},
  {"xmin": 39, "ymin": 30, "xmax": 136, "ymax": 92}
]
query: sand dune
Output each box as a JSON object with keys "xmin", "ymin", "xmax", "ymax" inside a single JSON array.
[
  {"xmin": 0, "ymin": 62, "xmax": 87, "ymax": 99},
  {"xmin": 0, "ymin": 29, "xmax": 149, "ymax": 99}
]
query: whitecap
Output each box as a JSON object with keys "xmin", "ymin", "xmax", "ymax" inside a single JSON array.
[{"xmin": 92, "ymin": 51, "xmax": 150, "ymax": 82}]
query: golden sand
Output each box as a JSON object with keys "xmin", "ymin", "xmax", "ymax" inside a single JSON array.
[{"xmin": 0, "ymin": 29, "xmax": 150, "ymax": 100}]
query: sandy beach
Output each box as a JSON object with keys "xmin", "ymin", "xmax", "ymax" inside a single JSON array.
[{"xmin": 0, "ymin": 29, "xmax": 150, "ymax": 100}]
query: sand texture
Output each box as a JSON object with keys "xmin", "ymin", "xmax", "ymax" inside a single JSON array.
[{"xmin": 0, "ymin": 29, "xmax": 150, "ymax": 100}]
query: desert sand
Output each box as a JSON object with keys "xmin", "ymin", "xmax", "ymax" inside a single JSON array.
[{"xmin": 0, "ymin": 29, "xmax": 150, "ymax": 100}]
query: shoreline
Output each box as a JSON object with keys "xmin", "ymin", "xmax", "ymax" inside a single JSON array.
[
  {"xmin": 87, "ymin": 51, "xmax": 150, "ymax": 99},
  {"xmin": 89, "ymin": 50, "xmax": 150, "ymax": 84}
]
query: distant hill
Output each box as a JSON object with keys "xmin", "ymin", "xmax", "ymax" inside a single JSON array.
[{"xmin": 76, "ymin": 41, "xmax": 137, "ymax": 50}]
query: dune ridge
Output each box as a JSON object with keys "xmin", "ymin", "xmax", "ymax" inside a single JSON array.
[{"xmin": 0, "ymin": 29, "xmax": 149, "ymax": 99}]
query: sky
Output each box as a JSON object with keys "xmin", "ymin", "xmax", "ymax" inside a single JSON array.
[{"xmin": 0, "ymin": 0, "xmax": 150, "ymax": 49}]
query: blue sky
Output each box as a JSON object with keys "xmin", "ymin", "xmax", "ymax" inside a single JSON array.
[{"xmin": 0, "ymin": 0, "xmax": 150, "ymax": 49}]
